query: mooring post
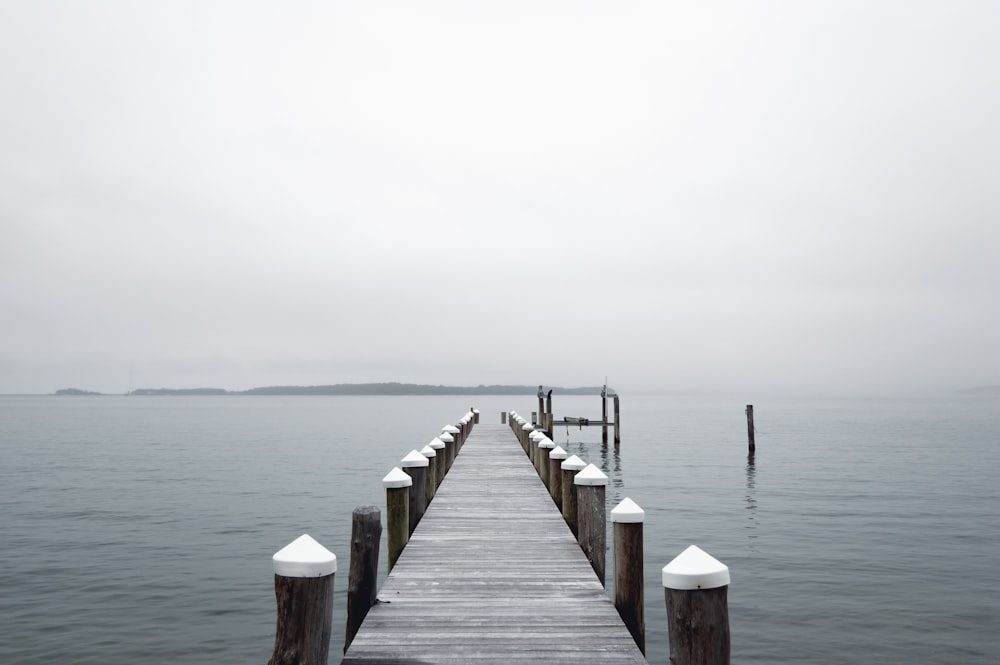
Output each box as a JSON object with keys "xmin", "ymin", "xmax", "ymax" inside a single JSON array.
[
  {"xmin": 382, "ymin": 467, "xmax": 411, "ymax": 572},
  {"xmin": 344, "ymin": 506, "xmax": 381, "ymax": 654},
  {"xmin": 549, "ymin": 445, "xmax": 567, "ymax": 508},
  {"xmin": 663, "ymin": 545, "xmax": 731, "ymax": 665},
  {"xmin": 268, "ymin": 534, "xmax": 336, "ymax": 665},
  {"xmin": 400, "ymin": 450, "xmax": 428, "ymax": 535},
  {"xmin": 429, "ymin": 437, "xmax": 446, "ymax": 490},
  {"xmin": 602, "ymin": 385, "xmax": 609, "ymax": 445},
  {"xmin": 501, "ymin": 411, "xmax": 507, "ymax": 425},
  {"xmin": 538, "ymin": 436, "xmax": 555, "ymax": 489},
  {"xmin": 522, "ymin": 422, "xmax": 534, "ymax": 457},
  {"xmin": 614, "ymin": 393, "xmax": 621, "ymax": 447},
  {"xmin": 746, "ymin": 405, "xmax": 755, "ymax": 452},
  {"xmin": 440, "ymin": 429, "xmax": 457, "ymax": 471},
  {"xmin": 560, "ymin": 454, "xmax": 587, "ymax": 536},
  {"xmin": 545, "ymin": 389, "xmax": 553, "ymax": 435},
  {"xmin": 420, "ymin": 445, "xmax": 437, "ymax": 505},
  {"xmin": 472, "ymin": 407, "xmax": 480, "ymax": 424},
  {"xmin": 515, "ymin": 417, "xmax": 527, "ymax": 452},
  {"xmin": 528, "ymin": 429, "xmax": 542, "ymax": 469},
  {"xmin": 612, "ymin": 498, "xmax": 645, "ymax": 654},
  {"xmin": 575, "ymin": 463, "xmax": 608, "ymax": 585}
]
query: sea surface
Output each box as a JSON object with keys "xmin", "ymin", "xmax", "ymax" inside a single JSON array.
[{"xmin": 0, "ymin": 393, "xmax": 997, "ymax": 664}]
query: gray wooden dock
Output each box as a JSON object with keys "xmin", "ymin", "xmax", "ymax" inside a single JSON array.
[{"xmin": 341, "ymin": 423, "xmax": 647, "ymax": 664}]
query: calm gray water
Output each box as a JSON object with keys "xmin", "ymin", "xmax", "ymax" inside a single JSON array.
[{"xmin": 1, "ymin": 393, "xmax": 997, "ymax": 664}]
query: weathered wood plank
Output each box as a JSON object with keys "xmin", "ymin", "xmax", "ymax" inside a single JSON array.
[{"xmin": 341, "ymin": 424, "xmax": 646, "ymax": 664}]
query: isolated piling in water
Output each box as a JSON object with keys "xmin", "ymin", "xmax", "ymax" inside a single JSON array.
[
  {"xmin": 428, "ymin": 437, "xmax": 447, "ymax": 489},
  {"xmin": 612, "ymin": 498, "xmax": 645, "ymax": 654},
  {"xmin": 746, "ymin": 404, "xmax": 755, "ymax": 452},
  {"xmin": 614, "ymin": 394, "xmax": 621, "ymax": 447},
  {"xmin": 268, "ymin": 534, "xmax": 336, "ymax": 665},
  {"xmin": 382, "ymin": 467, "xmax": 411, "ymax": 572},
  {"xmin": 420, "ymin": 445, "xmax": 437, "ymax": 505},
  {"xmin": 663, "ymin": 545, "xmax": 731, "ymax": 665},
  {"xmin": 575, "ymin": 463, "xmax": 608, "ymax": 585},
  {"xmin": 345, "ymin": 506, "xmax": 381, "ymax": 654},
  {"xmin": 400, "ymin": 450, "xmax": 429, "ymax": 535},
  {"xmin": 602, "ymin": 390, "xmax": 609, "ymax": 445},
  {"xmin": 549, "ymin": 445, "xmax": 567, "ymax": 508},
  {"xmin": 561, "ymin": 455, "xmax": 587, "ymax": 536}
]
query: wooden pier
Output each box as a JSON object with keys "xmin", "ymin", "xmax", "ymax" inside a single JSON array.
[{"xmin": 340, "ymin": 423, "xmax": 647, "ymax": 664}]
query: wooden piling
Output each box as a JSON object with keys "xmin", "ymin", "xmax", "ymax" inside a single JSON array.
[
  {"xmin": 429, "ymin": 437, "xmax": 446, "ymax": 490},
  {"xmin": 440, "ymin": 430, "xmax": 457, "ymax": 471},
  {"xmin": 663, "ymin": 545, "xmax": 731, "ymax": 665},
  {"xmin": 382, "ymin": 467, "xmax": 411, "ymax": 573},
  {"xmin": 560, "ymin": 455, "xmax": 586, "ymax": 536},
  {"xmin": 612, "ymin": 498, "xmax": 645, "ymax": 654},
  {"xmin": 537, "ymin": 436, "xmax": 554, "ymax": 489},
  {"xmin": 420, "ymin": 445, "xmax": 437, "ymax": 505},
  {"xmin": 746, "ymin": 404, "xmax": 755, "ymax": 452},
  {"xmin": 268, "ymin": 534, "xmax": 336, "ymax": 665},
  {"xmin": 400, "ymin": 450, "xmax": 428, "ymax": 535},
  {"xmin": 575, "ymin": 463, "xmax": 608, "ymax": 585},
  {"xmin": 501, "ymin": 411, "xmax": 507, "ymax": 425},
  {"xmin": 614, "ymin": 394, "xmax": 621, "ymax": 447},
  {"xmin": 344, "ymin": 506, "xmax": 381, "ymax": 654},
  {"xmin": 549, "ymin": 445, "xmax": 567, "ymax": 508},
  {"xmin": 602, "ymin": 386, "xmax": 609, "ymax": 445}
]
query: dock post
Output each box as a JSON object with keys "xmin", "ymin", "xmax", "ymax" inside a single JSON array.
[
  {"xmin": 602, "ymin": 385, "xmax": 609, "ymax": 445},
  {"xmin": 611, "ymin": 498, "xmax": 645, "ymax": 654},
  {"xmin": 400, "ymin": 450, "xmax": 429, "ymax": 535},
  {"xmin": 549, "ymin": 445, "xmax": 567, "ymax": 508},
  {"xmin": 528, "ymin": 430, "xmax": 542, "ymax": 469},
  {"xmin": 429, "ymin": 437, "xmax": 446, "ymax": 490},
  {"xmin": 575, "ymin": 463, "xmax": 608, "ymax": 585},
  {"xmin": 345, "ymin": 506, "xmax": 381, "ymax": 654},
  {"xmin": 560, "ymin": 455, "xmax": 586, "ymax": 536},
  {"xmin": 522, "ymin": 422, "xmax": 534, "ymax": 458},
  {"xmin": 440, "ymin": 429, "xmax": 458, "ymax": 471},
  {"xmin": 501, "ymin": 411, "xmax": 507, "ymax": 424},
  {"xmin": 268, "ymin": 534, "xmax": 336, "ymax": 665},
  {"xmin": 472, "ymin": 407, "xmax": 479, "ymax": 424},
  {"xmin": 545, "ymin": 390, "xmax": 553, "ymax": 435},
  {"xmin": 382, "ymin": 467, "xmax": 411, "ymax": 572},
  {"xmin": 420, "ymin": 445, "xmax": 437, "ymax": 505},
  {"xmin": 663, "ymin": 545, "xmax": 731, "ymax": 665},
  {"xmin": 538, "ymin": 436, "xmax": 555, "ymax": 489},
  {"xmin": 746, "ymin": 405, "xmax": 755, "ymax": 452},
  {"xmin": 614, "ymin": 394, "xmax": 621, "ymax": 447}
]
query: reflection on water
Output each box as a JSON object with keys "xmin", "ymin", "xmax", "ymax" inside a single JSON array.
[
  {"xmin": 746, "ymin": 451, "xmax": 758, "ymax": 555},
  {"xmin": 558, "ymin": 430, "xmax": 626, "ymax": 503}
]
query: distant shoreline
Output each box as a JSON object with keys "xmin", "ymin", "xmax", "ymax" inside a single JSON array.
[{"xmin": 53, "ymin": 383, "xmax": 608, "ymax": 397}]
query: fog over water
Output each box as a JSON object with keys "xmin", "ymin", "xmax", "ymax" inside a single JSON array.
[{"xmin": 2, "ymin": 2, "xmax": 997, "ymax": 396}]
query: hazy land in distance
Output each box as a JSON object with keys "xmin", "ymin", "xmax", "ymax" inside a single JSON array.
[{"xmin": 53, "ymin": 383, "xmax": 611, "ymax": 397}]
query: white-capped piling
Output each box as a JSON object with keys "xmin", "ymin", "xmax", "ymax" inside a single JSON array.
[
  {"xmin": 441, "ymin": 426, "xmax": 460, "ymax": 469},
  {"xmin": 428, "ymin": 437, "xmax": 446, "ymax": 490},
  {"xmin": 528, "ymin": 429, "xmax": 543, "ymax": 469},
  {"xmin": 382, "ymin": 467, "xmax": 411, "ymax": 572},
  {"xmin": 612, "ymin": 498, "xmax": 645, "ymax": 654},
  {"xmin": 537, "ymin": 436, "xmax": 555, "ymax": 488},
  {"xmin": 575, "ymin": 463, "xmax": 609, "ymax": 585},
  {"xmin": 521, "ymin": 422, "xmax": 534, "ymax": 454},
  {"xmin": 344, "ymin": 505, "xmax": 381, "ymax": 654},
  {"xmin": 400, "ymin": 450, "xmax": 429, "ymax": 535},
  {"xmin": 560, "ymin": 455, "xmax": 587, "ymax": 536},
  {"xmin": 420, "ymin": 445, "xmax": 437, "ymax": 504},
  {"xmin": 549, "ymin": 446, "xmax": 567, "ymax": 507},
  {"xmin": 268, "ymin": 534, "xmax": 336, "ymax": 665},
  {"xmin": 663, "ymin": 545, "xmax": 731, "ymax": 665}
]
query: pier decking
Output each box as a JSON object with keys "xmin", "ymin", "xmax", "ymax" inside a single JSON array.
[{"xmin": 341, "ymin": 423, "xmax": 647, "ymax": 664}]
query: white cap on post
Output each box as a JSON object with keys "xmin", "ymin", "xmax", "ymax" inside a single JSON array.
[
  {"xmin": 401, "ymin": 450, "xmax": 429, "ymax": 468},
  {"xmin": 529, "ymin": 430, "xmax": 543, "ymax": 442},
  {"xmin": 521, "ymin": 423, "xmax": 533, "ymax": 431},
  {"xmin": 420, "ymin": 445, "xmax": 436, "ymax": 458},
  {"xmin": 428, "ymin": 437, "xmax": 446, "ymax": 450},
  {"xmin": 574, "ymin": 463, "xmax": 609, "ymax": 486},
  {"xmin": 561, "ymin": 454, "xmax": 587, "ymax": 471},
  {"xmin": 611, "ymin": 497, "xmax": 645, "ymax": 523},
  {"xmin": 538, "ymin": 436, "xmax": 555, "ymax": 450},
  {"xmin": 382, "ymin": 467, "xmax": 412, "ymax": 488},
  {"xmin": 442, "ymin": 425, "xmax": 460, "ymax": 434},
  {"xmin": 662, "ymin": 545, "xmax": 730, "ymax": 590},
  {"xmin": 439, "ymin": 432, "xmax": 454, "ymax": 443},
  {"xmin": 272, "ymin": 534, "xmax": 337, "ymax": 578},
  {"xmin": 549, "ymin": 445, "xmax": 568, "ymax": 460}
]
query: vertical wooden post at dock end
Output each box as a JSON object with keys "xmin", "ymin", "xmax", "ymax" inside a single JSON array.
[
  {"xmin": 420, "ymin": 445, "xmax": 437, "ymax": 505},
  {"xmin": 429, "ymin": 437, "xmax": 447, "ymax": 490},
  {"xmin": 501, "ymin": 411, "xmax": 507, "ymax": 425},
  {"xmin": 561, "ymin": 455, "xmax": 587, "ymax": 536},
  {"xmin": 472, "ymin": 407, "xmax": 479, "ymax": 424},
  {"xmin": 663, "ymin": 545, "xmax": 731, "ymax": 665},
  {"xmin": 400, "ymin": 450, "xmax": 429, "ymax": 535},
  {"xmin": 345, "ymin": 505, "xmax": 381, "ymax": 654},
  {"xmin": 746, "ymin": 405, "xmax": 755, "ymax": 453},
  {"xmin": 382, "ymin": 467, "xmax": 411, "ymax": 573},
  {"xmin": 549, "ymin": 446, "xmax": 567, "ymax": 508},
  {"xmin": 575, "ymin": 463, "xmax": 608, "ymax": 585},
  {"xmin": 537, "ymin": 436, "xmax": 555, "ymax": 489},
  {"xmin": 268, "ymin": 534, "xmax": 336, "ymax": 665},
  {"xmin": 612, "ymin": 498, "xmax": 645, "ymax": 654}
]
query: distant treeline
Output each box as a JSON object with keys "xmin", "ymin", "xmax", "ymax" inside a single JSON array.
[{"xmin": 57, "ymin": 383, "xmax": 608, "ymax": 396}]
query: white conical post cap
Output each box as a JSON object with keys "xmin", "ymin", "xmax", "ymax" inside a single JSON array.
[
  {"xmin": 611, "ymin": 497, "xmax": 645, "ymax": 523},
  {"xmin": 442, "ymin": 425, "xmax": 460, "ymax": 434},
  {"xmin": 420, "ymin": 445, "xmax": 436, "ymax": 457},
  {"xmin": 428, "ymin": 437, "xmax": 446, "ymax": 450},
  {"xmin": 382, "ymin": 466, "xmax": 412, "ymax": 488},
  {"xmin": 549, "ymin": 445, "xmax": 568, "ymax": 460},
  {"xmin": 529, "ymin": 430, "xmax": 543, "ymax": 441},
  {"xmin": 401, "ymin": 449, "xmax": 429, "ymax": 467},
  {"xmin": 538, "ymin": 436, "xmax": 555, "ymax": 449},
  {"xmin": 574, "ymin": 463, "xmax": 608, "ymax": 486},
  {"xmin": 272, "ymin": 534, "xmax": 337, "ymax": 578},
  {"xmin": 662, "ymin": 545, "xmax": 730, "ymax": 590},
  {"xmin": 439, "ymin": 432, "xmax": 454, "ymax": 443},
  {"xmin": 561, "ymin": 454, "xmax": 587, "ymax": 471},
  {"xmin": 521, "ymin": 423, "xmax": 533, "ymax": 431}
]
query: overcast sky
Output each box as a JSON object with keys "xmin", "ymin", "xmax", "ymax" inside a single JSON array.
[{"xmin": 1, "ymin": 1, "xmax": 997, "ymax": 396}]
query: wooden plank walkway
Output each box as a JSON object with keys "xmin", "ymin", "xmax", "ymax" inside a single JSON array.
[{"xmin": 341, "ymin": 424, "xmax": 647, "ymax": 664}]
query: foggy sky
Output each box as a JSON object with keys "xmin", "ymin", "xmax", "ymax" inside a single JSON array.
[{"xmin": 2, "ymin": 1, "xmax": 998, "ymax": 396}]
